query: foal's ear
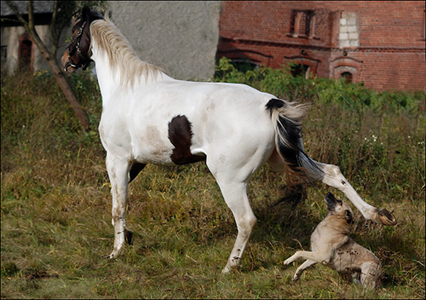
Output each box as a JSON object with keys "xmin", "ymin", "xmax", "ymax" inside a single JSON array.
[{"xmin": 345, "ymin": 210, "xmax": 354, "ymax": 224}]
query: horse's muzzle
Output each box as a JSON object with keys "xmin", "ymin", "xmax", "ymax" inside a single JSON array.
[
  {"xmin": 64, "ymin": 61, "xmax": 76, "ymax": 74},
  {"xmin": 61, "ymin": 51, "xmax": 76, "ymax": 74}
]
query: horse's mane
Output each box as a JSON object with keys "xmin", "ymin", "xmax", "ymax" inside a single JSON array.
[{"xmin": 90, "ymin": 14, "xmax": 164, "ymax": 87}]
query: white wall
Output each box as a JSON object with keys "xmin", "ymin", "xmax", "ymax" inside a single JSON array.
[{"xmin": 107, "ymin": 1, "xmax": 220, "ymax": 80}]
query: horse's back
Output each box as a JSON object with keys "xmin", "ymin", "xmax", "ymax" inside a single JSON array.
[{"xmin": 124, "ymin": 79, "xmax": 277, "ymax": 166}]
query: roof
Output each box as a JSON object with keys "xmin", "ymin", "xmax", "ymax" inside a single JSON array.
[{"xmin": 1, "ymin": 1, "xmax": 54, "ymax": 17}]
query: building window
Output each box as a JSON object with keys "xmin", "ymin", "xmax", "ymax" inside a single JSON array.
[
  {"xmin": 1, "ymin": 46, "xmax": 7, "ymax": 59},
  {"xmin": 18, "ymin": 33, "xmax": 33, "ymax": 72},
  {"xmin": 284, "ymin": 55, "xmax": 320, "ymax": 78},
  {"xmin": 230, "ymin": 59, "xmax": 259, "ymax": 73},
  {"xmin": 19, "ymin": 40, "xmax": 32, "ymax": 71},
  {"xmin": 289, "ymin": 10, "xmax": 316, "ymax": 39},
  {"xmin": 339, "ymin": 12, "xmax": 359, "ymax": 48},
  {"xmin": 340, "ymin": 72, "xmax": 353, "ymax": 84},
  {"xmin": 291, "ymin": 64, "xmax": 310, "ymax": 78}
]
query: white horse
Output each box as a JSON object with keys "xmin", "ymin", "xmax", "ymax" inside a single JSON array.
[{"xmin": 62, "ymin": 8, "xmax": 396, "ymax": 273}]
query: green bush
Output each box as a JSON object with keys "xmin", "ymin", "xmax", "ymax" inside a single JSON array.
[{"xmin": 214, "ymin": 57, "xmax": 425, "ymax": 114}]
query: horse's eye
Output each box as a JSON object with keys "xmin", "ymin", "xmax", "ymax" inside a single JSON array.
[{"xmin": 68, "ymin": 45, "xmax": 76, "ymax": 56}]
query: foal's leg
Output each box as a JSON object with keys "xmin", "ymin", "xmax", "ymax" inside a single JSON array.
[
  {"xmin": 105, "ymin": 152, "xmax": 131, "ymax": 258},
  {"xmin": 292, "ymin": 259, "xmax": 317, "ymax": 282},
  {"xmin": 284, "ymin": 250, "xmax": 330, "ymax": 266},
  {"xmin": 360, "ymin": 261, "xmax": 381, "ymax": 289}
]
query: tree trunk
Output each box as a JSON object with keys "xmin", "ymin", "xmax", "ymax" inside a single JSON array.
[
  {"xmin": 7, "ymin": 1, "xmax": 90, "ymax": 132},
  {"xmin": 31, "ymin": 36, "xmax": 91, "ymax": 131}
]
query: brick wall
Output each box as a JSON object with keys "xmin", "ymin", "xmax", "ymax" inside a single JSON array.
[
  {"xmin": 350, "ymin": 51, "xmax": 426, "ymax": 90},
  {"xmin": 218, "ymin": 1, "xmax": 426, "ymax": 91}
]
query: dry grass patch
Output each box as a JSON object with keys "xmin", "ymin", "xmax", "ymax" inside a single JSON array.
[{"xmin": 1, "ymin": 71, "xmax": 424, "ymax": 298}]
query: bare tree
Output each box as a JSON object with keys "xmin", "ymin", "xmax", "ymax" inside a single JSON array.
[{"xmin": 6, "ymin": 1, "xmax": 103, "ymax": 132}]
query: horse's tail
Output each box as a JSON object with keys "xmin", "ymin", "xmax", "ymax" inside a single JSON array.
[{"xmin": 266, "ymin": 98, "xmax": 323, "ymax": 188}]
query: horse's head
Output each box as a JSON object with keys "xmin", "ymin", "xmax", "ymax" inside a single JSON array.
[{"xmin": 61, "ymin": 7, "xmax": 103, "ymax": 73}]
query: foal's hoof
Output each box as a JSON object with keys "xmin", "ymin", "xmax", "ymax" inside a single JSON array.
[
  {"xmin": 377, "ymin": 208, "xmax": 397, "ymax": 226},
  {"xmin": 124, "ymin": 229, "xmax": 133, "ymax": 245}
]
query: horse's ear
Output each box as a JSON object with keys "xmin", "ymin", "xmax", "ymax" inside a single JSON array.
[{"xmin": 82, "ymin": 6, "xmax": 91, "ymax": 20}]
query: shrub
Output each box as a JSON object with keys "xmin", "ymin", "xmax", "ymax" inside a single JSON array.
[{"xmin": 214, "ymin": 57, "xmax": 426, "ymax": 114}]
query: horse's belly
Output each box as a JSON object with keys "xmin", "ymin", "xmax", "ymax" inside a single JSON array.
[{"xmin": 130, "ymin": 124, "xmax": 174, "ymax": 164}]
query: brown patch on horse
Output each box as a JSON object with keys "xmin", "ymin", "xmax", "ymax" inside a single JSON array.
[{"xmin": 168, "ymin": 115, "xmax": 205, "ymax": 165}]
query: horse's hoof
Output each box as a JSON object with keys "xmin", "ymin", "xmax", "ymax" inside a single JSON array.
[
  {"xmin": 124, "ymin": 229, "xmax": 133, "ymax": 245},
  {"xmin": 378, "ymin": 208, "xmax": 397, "ymax": 226}
]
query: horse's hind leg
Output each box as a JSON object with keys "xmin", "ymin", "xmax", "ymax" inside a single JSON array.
[
  {"xmin": 301, "ymin": 155, "xmax": 396, "ymax": 225},
  {"xmin": 105, "ymin": 152, "xmax": 131, "ymax": 258},
  {"xmin": 219, "ymin": 180, "xmax": 257, "ymax": 273},
  {"xmin": 270, "ymin": 136, "xmax": 396, "ymax": 225},
  {"xmin": 207, "ymin": 158, "xmax": 258, "ymax": 273}
]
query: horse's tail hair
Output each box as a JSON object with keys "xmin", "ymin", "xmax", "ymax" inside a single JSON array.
[{"xmin": 266, "ymin": 98, "xmax": 324, "ymax": 188}]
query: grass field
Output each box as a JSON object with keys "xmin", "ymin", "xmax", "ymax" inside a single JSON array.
[{"xmin": 1, "ymin": 69, "xmax": 425, "ymax": 299}]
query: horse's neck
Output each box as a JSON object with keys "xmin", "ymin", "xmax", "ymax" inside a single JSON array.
[
  {"xmin": 93, "ymin": 52, "xmax": 122, "ymax": 106},
  {"xmin": 91, "ymin": 42, "xmax": 169, "ymax": 107}
]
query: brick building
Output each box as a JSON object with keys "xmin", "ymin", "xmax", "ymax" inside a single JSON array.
[{"xmin": 217, "ymin": 1, "xmax": 426, "ymax": 91}]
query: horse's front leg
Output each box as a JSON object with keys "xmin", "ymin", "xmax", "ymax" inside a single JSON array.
[{"xmin": 105, "ymin": 152, "xmax": 131, "ymax": 259}]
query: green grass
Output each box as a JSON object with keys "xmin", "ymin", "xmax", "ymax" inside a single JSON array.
[{"xmin": 1, "ymin": 69, "xmax": 425, "ymax": 298}]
